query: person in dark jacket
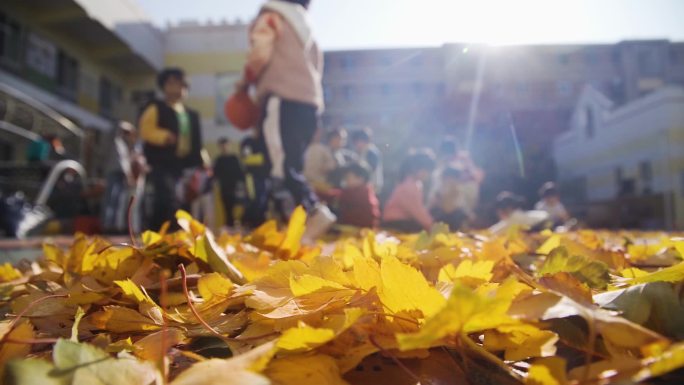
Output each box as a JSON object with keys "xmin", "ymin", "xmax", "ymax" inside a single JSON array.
[
  {"xmin": 214, "ymin": 137, "xmax": 244, "ymax": 227},
  {"xmin": 139, "ymin": 68, "xmax": 203, "ymax": 230},
  {"xmin": 338, "ymin": 162, "xmax": 380, "ymax": 229}
]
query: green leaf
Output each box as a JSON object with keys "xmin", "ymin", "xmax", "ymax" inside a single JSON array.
[
  {"xmin": 52, "ymin": 339, "xmax": 161, "ymax": 384},
  {"xmin": 197, "ymin": 233, "xmax": 245, "ymax": 285},
  {"xmin": 539, "ymin": 247, "xmax": 610, "ymax": 289},
  {"xmin": 4, "ymin": 359, "xmax": 69, "ymax": 385},
  {"xmin": 594, "ymin": 282, "xmax": 684, "ymax": 339}
]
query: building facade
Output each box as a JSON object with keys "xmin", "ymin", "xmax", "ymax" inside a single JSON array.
[
  {"xmin": 554, "ymin": 85, "xmax": 684, "ymax": 229},
  {"xmin": 0, "ymin": 0, "xmax": 161, "ymax": 176},
  {"xmin": 323, "ymin": 41, "xmax": 684, "ymax": 201}
]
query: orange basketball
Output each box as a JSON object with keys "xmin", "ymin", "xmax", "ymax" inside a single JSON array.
[{"xmin": 225, "ymin": 90, "xmax": 259, "ymax": 130}]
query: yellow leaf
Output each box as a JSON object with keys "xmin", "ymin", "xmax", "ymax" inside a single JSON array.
[
  {"xmin": 397, "ymin": 279, "xmax": 523, "ymax": 350},
  {"xmin": 621, "ymin": 267, "xmax": 649, "ymax": 278},
  {"xmin": 362, "ymin": 231, "xmax": 398, "ymax": 260},
  {"xmin": 176, "ymin": 209, "xmax": 206, "ymax": 237},
  {"xmin": 134, "ymin": 328, "xmax": 186, "ymax": 362},
  {"xmin": 526, "ymin": 357, "xmax": 569, "ymax": 385},
  {"xmin": 0, "ymin": 262, "xmax": 21, "ymax": 282},
  {"xmin": 438, "ymin": 260, "xmax": 494, "ymax": 285},
  {"xmin": 483, "ymin": 324, "xmax": 558, "ymax": 361},
  {"xmin": 89, "ymin": 306, "xmax": 161, "ymax": 333},
  {"xmin": 479, "ymin": 239, "xmax": 511, "ymax": 261},
  {"xmin": 537, "ymin": 235, "xmax": 561, "ymax": 255},
  {"xmin": 321, "ymin": 307, "xmax": 365, "ymax": 333},
  {"xmin": 627, "ymin": 261, "xmax": 684, "ymax": 284},
  {"xmin": 114, "ymin": 279, "xmax": 155, "ymax": 304},
  {"xmin": 70, "ymin": 307, "xmax": 85, "ymax": 342},
  {"xmin": 307, "ymin": 256, "xmax": 353, "ymax": 287},
  {"xmin": 279, "ymin": 206, "xmax": 307, "ymax": 259},
  {"xmin": 675, "ymin": 240, "xmax": 684, "ymax": 259},
  {"xmin": 628, "ymin": 243, "xmax": 665, "ymax": 261},
  {"xmin": 107, "ymin": 337, "xmax": 137, "ymax": 353},
  {"xmin": 635, "ymin": 341, "xmax": 684, "ymax": 381},
  {"xmin": 277, "ymin": 322, "xmax": 335, "ymax": 352},
  {"xmin": 351, "ymin": 253, "xmax": 381, "ymax": 291},
  {"xmin": 289, "ymin": 274, "xmax": 346, "ymax": 297},
  {"xmin": 333, "ymin": 241, "xmax": 364, "ymax": 269},
  {"xmin": 266, "ymin": 355, "xmax": 350, "ymax": 385},
  {"xmin": 198, "ymin": 273, "xmax": 233, "ymax": 301},
  {"xmin": 43, "ymin": 242, "xmax": 65, "ymax": 266},
  {"xmin": 141, "ymin": 230, "xmax": 162, "ymax": 245},
  {"xmin": 0, "ymin": 320, "xmax": 34, "ymax": 380},
  {"xmin": 379, "ymin": 255, "xmax": 445, "ymax": 319}
]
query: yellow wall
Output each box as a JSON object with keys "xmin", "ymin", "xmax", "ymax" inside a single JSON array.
[{"xmin": 164, "ymin": 52, "xmax": 247, "ymax": 75}]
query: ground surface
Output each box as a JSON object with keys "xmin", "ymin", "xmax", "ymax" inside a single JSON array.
[{"xmin": 1, "ymin": 210, "xmax": 684, "ymax": 385}]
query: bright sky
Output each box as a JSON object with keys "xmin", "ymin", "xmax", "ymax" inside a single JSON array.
[{"xmin": 136, "ymin": 0, "xmax": 684, "ymax": 49}]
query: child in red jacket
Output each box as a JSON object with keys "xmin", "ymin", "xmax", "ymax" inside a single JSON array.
[{"xmin": 338, "ymin": 162, "xmax": 380, "ymax": 229}]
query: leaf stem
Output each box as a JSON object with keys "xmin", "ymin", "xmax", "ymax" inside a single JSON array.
[
  {"xmin": 178, "ymin": 264, "xmax": 226, "ymax": 341},
  {"xmin": 128, "ymin": 195, "xmax": 139, "ymax": 248}
]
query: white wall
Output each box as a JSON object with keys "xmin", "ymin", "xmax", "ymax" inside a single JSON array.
[
  {"xmin": 555, "ymin": 86, "xmax": 684, "ymax": 200},
  {"xmin": 73, "ymin": 0, "xmax": 164, "ymax": 70},
  {"xmin": 164, "ymin": 23, "xmax": 249, "ymax": 54}
]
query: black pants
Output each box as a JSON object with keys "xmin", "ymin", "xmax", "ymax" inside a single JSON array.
[
  {"xmin": 148, "ymin": 167, "xmax": 180, "ymax": 230},
  {"xmin": 220, "ymin": 188, "xmax": 237, "ymax": 226},
  {"xmin": 260, "ymin": 96, "xmax": 318, "ymax": 214}
]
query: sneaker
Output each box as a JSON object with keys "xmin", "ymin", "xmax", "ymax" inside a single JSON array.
[{"xmin": 301, "ymin": 204, "xmax": 337, "ymax": 244}]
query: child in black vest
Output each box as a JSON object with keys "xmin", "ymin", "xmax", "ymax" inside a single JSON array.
[{"xmin": 139, "ymin": 68, "xmax": 203, "ymax": 229}]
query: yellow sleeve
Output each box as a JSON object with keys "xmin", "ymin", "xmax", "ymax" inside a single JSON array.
[{"xmin": 139, "ymin": 104, "xmax": 170, "ymax": 146}]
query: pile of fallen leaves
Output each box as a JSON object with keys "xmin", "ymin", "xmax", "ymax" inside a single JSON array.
[{"xmin": 1, "ymin": 207, "xmax": 684, "ymax": 385}]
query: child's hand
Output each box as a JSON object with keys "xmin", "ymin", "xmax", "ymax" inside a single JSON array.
[
  {"xmin": 164, "ymin": 133, "xmax": 177, "ymax": 146},
  {"xmin": 235, "ymin": 78, "xmax": 250, "ymax": 93}
]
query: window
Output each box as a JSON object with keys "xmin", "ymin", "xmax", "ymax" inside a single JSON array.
[
  {"xmin": 585, "ymin": 107, "xmax": 595, "ymax": 139},
  {"xmin": 0, "ymin": 12, "xmax": 22, "ymax": 67},
  {"xmin": 516, "ymin": 82, "xmax": 528, "ymax": 95},
  {"xmin": 323, "ymin": 85, "xmax": 332, "ymax": 103},
  {"xmin": 412, "ymin": 83, "xmax": 424, "ymax": 96},
  {"xmin": 556, "ymin": 81, "xmax": 572, "ymax": 96},
  {"xmin": 611, "ymin": 50, "xmax": 622, "ymax": 65},
  {"xmin": 57, "ymin": 50, "xmax": 79, "ymax": 101},
  {"xmin": 343, "ymin": 86, "xmax": 352, "ymax": 101},
  {"xmin": 25, "ymin": 33, "xmax": 56, "ymax": 78},
  {"xmin": 637, "ymin": 50, "xmax": 660, "ymax": 76},
  {"xmin": 380, "ymin": 84, "xmax": 391, "ymax": 96},
  {"xmin": 640, "ymin": 161, "xmax": 653, "ymax": 195},
  {"xmin": 0, "ymin": 139, "xmax": 11, "ymax": 161},
  {"xmin": 341, "ymin": 56, "xmax": 355, "ymax": 70},
  {"xmin": 584, "ymin": 51, "xmax": 598, "ymax": 65},
  {"xmin": 615, "ymin": 166, "xmax": 623, "ymax": 195},
  {"xmin": 557, "ymin": 54, "xmax": 569, "ymax": 65},
  {"xmin": 131, "ymin": 90, "xmax": 155, "ymax": 108},
  {"xmin": 99, "ymin": 77, "xmax": 113, "ymax": 117}
]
